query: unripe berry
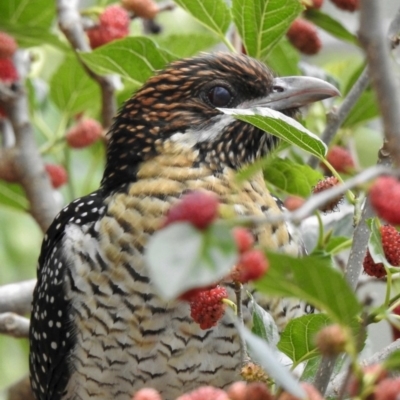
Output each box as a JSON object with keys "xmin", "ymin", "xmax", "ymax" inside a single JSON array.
[
  {"xmin": 226, "ymin": 382, "xmax": 247, "ymax": 400},
  {"xmin": 176, "ymin": 386, "xmax": 230, "ymax": 400},
  {"xmin": 369, "ymin": 176, "xmax": 400, "ymax": 225},
  {"xmin": 287, "ymin": 19, "xmax": 322, "ymax": 55},
  {"xmin": 0, "ymin": 58, "xmax": 18, "ymax": 83},
  {"xmin": 87, "ymin": 5, "xmax": 130, "ymax": 49},
  {"xmin": 325, "ymin": 145, "xmax": 355, "ymax": 174},
  {"xmin": 0, "ymin": 32, "xmax": 18, "ymax": 58},
  {"xmin": 164, "ymin": 191, "xmax": 219, "ymax": 230},
  {"xmin": 121, "ymin": 0, "xmax": 159, "ymax": 19},
  {"xmin": 284, "ymin": 195, "xmax": 305, "ymax": 211},
  {"xmin": 232, "ymin": 227, "xmax": 254, "ymax": 254},
  {"xmin": 66, "ymin": 118, "xmax": 103, "ymax": 148},
  {"xmin": 233, "ymin": 250, "xmax": 269, "ymax": 283},
  {"xmin": 347, "ymin": 364, "xmax": 388, "ymax": 397},
  {"xmin": 278, "ymin": 383, "xmax": 324, "ymax": 400},
  {"xmin": 315, "ymin": 324, "xmax": 348, "ymax": 356},
  {"xmin": 132, "ymin": 388, "xmax": 162, "ymax": 400},
  {"xmin": 374, "ymin": 378, "xmax": 400, "ymax": 400},
  {"xmin": 45, "ymin": 164, "xmax": 68, "ymax": 189}
]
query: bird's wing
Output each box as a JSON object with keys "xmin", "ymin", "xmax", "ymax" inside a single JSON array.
[{"xmin": 29, "ymin": 190, "xmax": 106, "ymax": 400}]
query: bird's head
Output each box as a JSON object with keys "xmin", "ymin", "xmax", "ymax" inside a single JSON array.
[{"xmin": 102, "ymin": 53, "xmax": 338, "ymax": 189}]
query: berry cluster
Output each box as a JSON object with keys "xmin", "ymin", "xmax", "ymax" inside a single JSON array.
[
  {"xmin": 66, "ymin": 118, "xmax": 103, "ymax": 148},
  {"xmin": 312, "ymin": 176, "xmax": 343, "ymax": 212},
  {"xmin": 287, "ymin": 0, "xmax": 359, "ymax": 55},
  {"xmin": 87, "ymin": 5, "xmax": 130, "ymax": 49},
  {"xmin": 0, "ymin": 32, "xmax": 18, "ymax": 118},
  {"xmin": 363, "ymin": 225, "xmax": 400, "ymax": 278},
  {"xmin": 369, "ymin": 176, "xmax": 400, "ymax": 225},
  {"xmin": 162, "ymin": 192, "xmax": 269, "ymax": 330}
]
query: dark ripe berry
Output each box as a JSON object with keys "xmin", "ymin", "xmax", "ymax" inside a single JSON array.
[
  {"xmin": 330, "ymin": 0, "xmax": 359, "ymax": 11},
  {"xmin": 369, "ymin": 176, "xmax": 400, "ymax": 225},
  {"xmin": 164, "ymin": 191, "xmax": 219, "ymax": 230},
  {"xmin": 313, "ymin": 176, "xmax": 342, "ymax": 212},
  {"xmin": 284, "ymin": 195, "xmax": 305, "ymax": 211},
  {"xmin": 0, "ymin": 58, "xmax": 18, "ymax": 83},
  {"xmin": 315, "ymin": 324, "xmax": 348, "ymax": 356},
  {"xmin": 363, "ymin": 225, "xmax": 400, "ymax": 278},
  {"xmin": 0, "ymin": 32, "xmax": 17, "ymax": 58},
  {"xmin": 233, "ymin": 250, "xmax": 269, "ymax": 283},
  {"xmin": 121, "ymin": 0, "xmax": 159, "ymax": 19},
  {"xmin": 45, "ymin": 164, "xmax": 68, "ymax": 189},
  {"xmin": 325, "ymin": 145, "xmax": 355, "ymax": 174},
  {"xmin": 66, "ymin": 118, "xmax": 103, "ymax": 148},
  {"xmin": 189, "ymin": 286, "xmax": 228, "ymax": 330},
  {"xmin": 390, "ymin": 305, "xmax": 400, "ymax": 341},
  {"xmin": 232, "ymin": 227, "xmax": 254, "ymax": 254},
  {"xmin": 176, "ymin": 386, "xmax": 230, "ymax": 400},
  {"xmin": 286, "ymin": 18, "xmax": 322, "ymax": 55}
]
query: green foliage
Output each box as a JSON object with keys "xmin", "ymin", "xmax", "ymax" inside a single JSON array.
[{"xmin": 232, "ymin": 0, "xmax": 302, "ymax": 60}]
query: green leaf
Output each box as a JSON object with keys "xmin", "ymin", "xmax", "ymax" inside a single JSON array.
[
  {"xmin": 264, "ymin": 39, "xmax": 300, "ymax": 76},
  {"xmin": 79, "ymin": 37, "xmax": 175, "ymax": 85},
  {"xmin": 50, "ymin": 56, "xmax": 101, "ymax": 115},
  {"xmin": 0, "ymin": 182, "xmax": 29, "ymax": 211},
  {"xmin": 263, "ymin": 158, "xmax": 323, "ymax": 197},
  {"xmin": 145, "ymin": 222, "xmax": 238, "ymax": 300},
  {"xmin": 237, "ymin": 324, "xmax": 306, "ymax": 398},
  {"xmin": 174, "ymin": 0, "xmax": 231, "ymax": 42},
  {"xmin": 154, "ymin": 33, "xmax": 220, "ymax": 58},
  {"xmin": 366, "ymin": 218, "xmax": 388, "ymax": 265},
  {"xmin": 251, "ymin": 296, "xmax": 280, "ymax": 346},
  {"xmin": 255, "ymin": 253, "xmax": 362, "ymax": 334},
  {"xmin": 305, "ymin": 9, "xmax": 358, "ymax": 46},
  {"xmin": 325, "ymin": 236, "xmax": 352, "ymax": 255},
  {"xmin": 232, "ymin": 0, "xmax": 302, "ymax": 60},
  {"xmin": 278, "ymin": 314, "xmax": 331, "ymax": 363},
  {"xmin": 343, "ymin": 91, "xmax": 379, "ymax": 128},
  {"xmin": 383, "ymin": 350, "xmax": 400, "ymax": 371},
  {"xmin": 0, "ymin": 0, "xmax": 55, "ymax": 30},
  {"xmin": 301, "ymin": 356, "xmax": 321, "ymax": 381},
  {"xmin": 219, "ymin": 107, "xmax": 327, "ymax": 158}
]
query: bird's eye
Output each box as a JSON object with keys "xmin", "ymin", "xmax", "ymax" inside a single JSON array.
[{"xmin": 207, "ymin": 86, "xmax": 232, "ymax": 107}]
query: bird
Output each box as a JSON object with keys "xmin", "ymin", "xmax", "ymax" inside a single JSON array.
[{"xmin": 29, "ymin": 52, "xmax": 339, "ymax": 400}]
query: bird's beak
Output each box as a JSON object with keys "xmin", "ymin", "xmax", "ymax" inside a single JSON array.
[{"xmin": 250, "ymin": 76, "xmax": 340, "ymax": 111}]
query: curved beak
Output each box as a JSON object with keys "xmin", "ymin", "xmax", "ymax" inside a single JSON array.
[{"xmin": 251, "ymin": 76, "xmax": 340, "ymax": 110}]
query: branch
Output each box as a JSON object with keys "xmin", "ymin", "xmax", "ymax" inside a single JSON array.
[
  {"xmin": 0, "ymin": 279, "xmax": 36, "ymax": 315},
  {"xmin": 56, "ymin": 0, "xmax": 117, "ymax": 128},
  {"xmin": 359, "ymin": 0, "xmax": 400, "ymax": 167},
  {"xmin": 0, "ymin": 54, "xmax": 59, "ymax": 232},
  {"xmin": 308, "ymin": 68, "xmax": 370, "ymax": 168},
  {"xmin": 326, "ymin": 340, "xmax": 400, "ymax": 397},
  {"xmin": 0, "ymin": 312, "xmax": 30, "ymax": 338}
]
